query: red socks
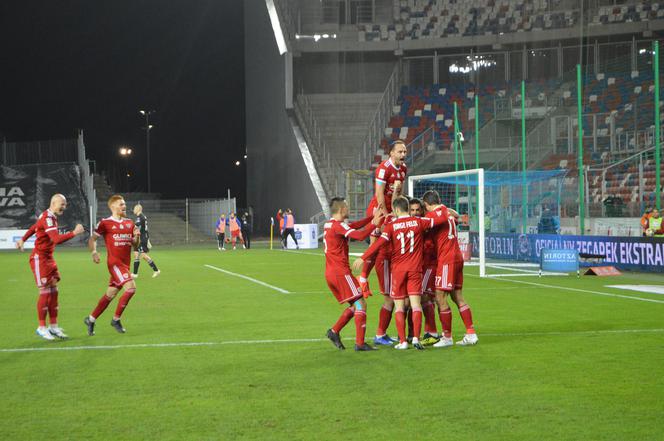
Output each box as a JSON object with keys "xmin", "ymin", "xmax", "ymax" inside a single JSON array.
[
  {"xmin": 114, "ymin": 289, "xmax": 136, "ymax": 319},
  {"xmin": 395, "ymin": 310, "xmax": 406, "ymax": 343},
  {"xmin": 439, "ymin": 308, "xmax": 452, "ymax": 338},
  {"xmin": 48, "ymin": 287, "xmax": 59, "ymax": 325},
  {"xmin": 423, "ymin": 301, "xmax": 438, "ymax": 335},
  {"xmin": 354, "ymin": 309, "xmax": 367, "ymax": 345},
  {"xmin": 458, "ymin": 304, "xmax": 475, "ymax": 334},
  {"xmin": 91, "ymin": 294, "xmax": 113, "ymax": 319},
  {"xmin": 376, "ymin": 305, "xmax": 393, "ymax": 336},
  {"xmin": 37, "ymin": 288, "xmax": 50, "ymax": 327},
  {"xmin": 411, "ymin": 307, "xmax": 422, "ymax": 340},
  {"xmin": 332, "ymin": 307, "xmax": 354, "ymax": 334}
]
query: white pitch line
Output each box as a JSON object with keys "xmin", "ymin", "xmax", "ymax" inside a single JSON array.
[
  {"xmin": 282, "ymin": 250, "xmax": 324, "ymax": 257},
  {"xmin": 2, "ymin": 328, "xmax": 663, "ymax": 353},
  {"xmin": 204, "ymin": 264, "xmax": 290, "ymax": 294},
  {"xmin": 480, "ymin": 276, "xmax": 664, "ymax": 304}
]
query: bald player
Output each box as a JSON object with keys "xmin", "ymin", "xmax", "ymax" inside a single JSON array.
[{"xmin": 17, "ymin": 194, "xmax": 85, "ymax": 340}]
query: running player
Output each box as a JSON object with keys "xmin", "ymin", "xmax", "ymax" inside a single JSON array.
[
  {"xmin": 84, "ymin": 195, "xmax": 141, "ymax": 336},
  {"xmin": 132, "ymin": 203, "xmax": 160, "ymax": 278},
  {"xmin": 359, "ymin": 141, "xmax": 407, "ymax": 297},
  {"xmin": 324, "ymin": 197, "xmax": 384, "ymax": 351},
  {"xmin": 228, "ymin": 212, "xmax": 245, "ymax": 250},
  {"xmin": 16, "ymin": 194, "xmax": 84, "ymax": 340},
  {"xmin": 422, "ymin": 190, "xmax": 478, "ymax": 347},
  {"xmin": 353, "ymin": 196, "xmax": 447, "ymax": 350}
]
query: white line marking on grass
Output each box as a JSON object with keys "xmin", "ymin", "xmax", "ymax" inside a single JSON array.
[
  {"xmin": 475, "ymin": 276, "xmax": 664, "ymax": 304},
  {"xmin": 486, "ymin": 273, "xmax": 567, "ymax": 278},
  {"xmin": 204, "ymin": 264, "xmax": 290, "ymax": 293},
  {"xmin": 282, "ymin": 250, "xmax": 324, "ymax": 257},
  {"xmin": 2, "ymin": 329, "xmax": 663, "ymax": 353}
]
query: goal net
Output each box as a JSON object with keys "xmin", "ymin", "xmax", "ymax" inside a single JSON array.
[{"xmin": 408, "ymin": 168, "xmax": 569, "ymax": 278}]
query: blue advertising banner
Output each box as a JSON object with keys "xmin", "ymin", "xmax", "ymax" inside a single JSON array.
[
  {"xmin": 470, "ymin": 233, "xmax": 664, "ymax": 272},
  {"xmin": 540, "ymin": 248, "xmax": 579, "ymax": 273}
]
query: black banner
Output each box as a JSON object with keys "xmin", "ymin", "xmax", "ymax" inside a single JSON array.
[{"xmin": 0, "ymin": 163, "xmax": 88, "ymax": 230}]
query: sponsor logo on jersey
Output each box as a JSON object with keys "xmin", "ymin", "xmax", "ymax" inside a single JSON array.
[
  {"xmin": 41, "ymin": 278, "xmax": 47, "ymax": 284},
  {"xmin": 46, "ymin": 218, "xmax": 54, "ymax": 227},
  {"xmin": 378, "ymin": 169, "xmax": 386, "ymax": 179}
]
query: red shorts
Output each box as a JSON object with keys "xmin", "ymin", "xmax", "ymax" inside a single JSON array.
[
  {"xmin": 390, "ymin": 270, "xmax": 422, "ymax": 299},
  {"xmin": 108, "ymin": 263, "xmax": 133, "ymax": 289},
  {"xmin": 29, "ymin": 254, "xmax": 60, "ymax": 288},
  {"xmin": 326, "ymin": 274, "xmax": 363, "ymax": 304},
  {"xmin": 422, "ymin": 267, "xmax": 436, "ymax": 295},
  {"xmin": 435, "ymin": 260, "xmax": 464, "ymax": 292},
  {"xmin": 375, "ymin": 254, "xmax": 391, "ymax": 295},
  {"xmin": 231, "ymin": 230, "xmax": 241, "ymax": 238}
]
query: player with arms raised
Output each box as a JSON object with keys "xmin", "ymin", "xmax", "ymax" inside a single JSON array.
[
  {"xmin": 324, "ymin": 197, "xmax": 384, "ymax": 351},
  {"xmin": 16, "ymin": 194, "xmax": 84, "ymax": 340},
  {"xmin": 84, "ymin": 195, "xmax": 141, "ymax": 335},
  {"xmin": 422, "ymin": 190, "xmax": 478, "ymax": 347},
  {"xmin": 353, "ymin": 196, "xmax": 448, "ymax": 350},
  {"xmin": 359, "ymin": 140, "xmax": 408, "ymax": 297}
]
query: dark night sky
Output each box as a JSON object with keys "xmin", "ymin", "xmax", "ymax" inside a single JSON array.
[{"xmin": 0, "ymin": 1, "xmax": 246, "ymax": 203}]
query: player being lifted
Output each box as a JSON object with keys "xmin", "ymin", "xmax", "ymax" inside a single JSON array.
[
  {"xmin": 132, "ymin": 203, "xmax": 160, "ymax": 278},
  {"xmin": 324, "ymin": 198, "xmax": 384, "ymax": 351},
  {"xmin": 16, "ymin": 194, "xmax": 85, "ymax": 340},
  {"xmin": 353, "ymin": 196, "xmax": 448, "ymax": 350},
  {"xmin": 359, "ymin": 140, "xmax": 407, "ymax": 297},
  {"xmin": 85, "ymin": 195, "xmax": 141, "ymax": 336},
  {"xmin": 422, "ymin": 190, "xmax": 478, "ymax": 346}
]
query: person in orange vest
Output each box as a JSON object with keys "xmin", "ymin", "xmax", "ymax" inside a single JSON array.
[
  {"xmin": 281, "ymin": 208, "xmax": 299, "ymax": 249},
  {"xmin": 215, "ymin": 214, "xmax": 227, "ymax": 250},
  {"xmin": 460, "ymin": 212, "xmax": 470, "ymax": 231},
  {"xmin": 228, "ymin": 212, "xmax": 245, "ymax": 250},
  {"xmin": 641, "ymin": 207, "xmax": 653, "ymax": 237}
]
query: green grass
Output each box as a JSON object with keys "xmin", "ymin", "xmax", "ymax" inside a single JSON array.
[{"xmin": 1, "ymin": 244, "xmax": 663, "ymax": 440}]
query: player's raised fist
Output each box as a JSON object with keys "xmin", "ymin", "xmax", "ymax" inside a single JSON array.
[{"xmin": 73, "ymin": 224, "xmax": 84, "ymax": 235}]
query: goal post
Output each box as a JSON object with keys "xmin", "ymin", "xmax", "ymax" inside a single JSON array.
[{"xmin": 408, "ymin": 168, "xmax": 486, "ymax": 278}]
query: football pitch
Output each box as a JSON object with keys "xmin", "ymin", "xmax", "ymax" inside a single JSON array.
[{"xmin": 1, "ymin": 244, "xmax": 663, "ymax": 441}]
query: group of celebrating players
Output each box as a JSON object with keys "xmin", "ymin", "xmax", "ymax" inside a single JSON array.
[
  {"xmin": 323, "ymin": 140, "xmax": 477, "ymax": 351},
  {"xmin": 16, "ymin": 194, "xmax": 157, "ymax": 340}
]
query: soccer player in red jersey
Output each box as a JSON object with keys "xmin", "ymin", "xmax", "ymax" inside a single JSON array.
[
  {"xmin": 353, "ymin": 196, "xmax": 448, "ymax": 350},
  {"xmin": 324, "ymin": 198, "xmax": 384, "ymax": 351},
  {"xmin": 371, "ymin": 214, "xmax": 399, "ymax": 346},
  {"xmin": 16, "ymin": 194, "xmax": 85, "ymax": 340},
  {"xmin": 409, "ymin": 198, "xmax": 440, "ymax": 346},
  {"xmin": 84, "ymin": 195, "xmax": 140, "ymax": 336},
  {"xmin": 359, "ymin": 141, "xmax": 408, "ymax": 297},
  {"xmin": 422, "ymin": 190, "xmax": 478, "ymax": 347}
]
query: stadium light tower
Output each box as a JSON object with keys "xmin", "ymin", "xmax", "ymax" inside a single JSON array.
[
  {"xmin": 139, "ymin": 109, "xmax": 155, "ymax": 193},
  {"xmin": 119, "ymin": 146, "xmax": 133, "ymax": 192}
]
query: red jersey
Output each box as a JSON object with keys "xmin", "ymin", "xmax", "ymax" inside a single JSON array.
[
  {"xmin": 93, "ymin": 216, "xmax": 136, "ymax": 267},
  {"xmin": 362, "ymin": 215, "xmax": 439, "ymax": 273},
  {"xmin": 22, "ymin": 210, "xmax": 76, "ymax": 259},
  {"xmin": 323, "ymin": 216, "xmax": 375, "ymax": 276},
  {"xmin": 426, "ymin": 206, "xmax": 463, "ymax": 263},
  {"xmin": 423, "ymin": 230, "xmax": 437, "ymax": 269},
  {"xmin": 369, "ymin": 159, "xmax": 407, "ymax": 211}
]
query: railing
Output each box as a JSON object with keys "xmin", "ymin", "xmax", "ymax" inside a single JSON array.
[
  {"xmin": 359, "ymin": 61, "xmax": 402, "ymax": 169},
  {"xmin": 76, "ymin": 131, "xmax": 97, "ymax": 227}
]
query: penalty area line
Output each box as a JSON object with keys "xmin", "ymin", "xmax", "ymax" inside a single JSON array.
[
  {"xmin": 2, "ymin": 329, "xmax": 664, "ymax": 353},
  {"xmin": 204, "ymin": 264, "xmax": 290, "ymax": 294}
]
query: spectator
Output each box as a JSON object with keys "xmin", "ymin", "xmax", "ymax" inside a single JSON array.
[
  {"xmin": 281, "ymin": 208, "xmax": 298, "ymax": 249},
  {"xmin": 241, "ymin": 211, "xmax": 252, "ymax": 249},
  {"xmin": 647, "ymin": 208, "xmax": 663, "ymax": 237},
  {"xmin": 484, "ymin": 211, "xmax": 492, "ymax": 232},
  {"xmin": 641, "ymin": 207, "xmax": 653, "ymax": 237},
  {"xmin": 215, "ymin": 214, "xmax": 227, "ymax": 251}
]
